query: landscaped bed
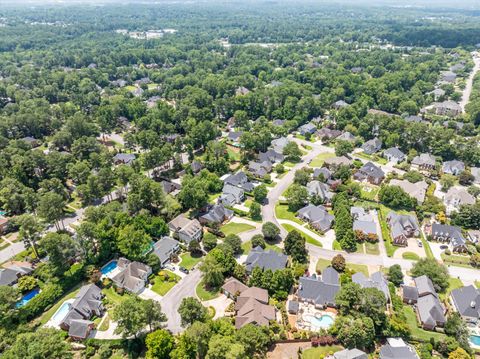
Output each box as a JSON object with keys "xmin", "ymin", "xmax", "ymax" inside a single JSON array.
[
  {"xmin": 151, "ymin": 270, "xmax": 180, "ymax": 296},
  {"xmin": 402, "ymin": 252, "xmax": 420, "ymax": 260}
]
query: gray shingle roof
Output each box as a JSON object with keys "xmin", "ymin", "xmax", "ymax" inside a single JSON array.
[
  {"xmin": 113, "ymin": 153, "xmax": 136, "ymax": 164},
  {"xmin": 353, "ymin": 220, "xmax": 377, "ymax": 236},
  {"xmin": 0, "ymin": 268, "xmax": 20, "ymax": 286},
  {"xmin": 355, "ymin": 162, "xmax": 385, "ymax": 180},
  {"xmin": 245, "ymin": 247, "xmax": 288, "ymax": 273},
  {"xmin": 352, "ymin": 271, "xmax": 389, "ymax": 300},
  {"xmin": 153, "ymin": 236, "xmax": 180, "ymax": 264},
  {"xmin": 384, "ymin": 147, "xmax": 405, "ymax": 162},
  {"xmin": 334, "ymin": 349, "xmax": 367, "ymax": 359},
  {"xmin": 451, "ymin": 285, "xmax": 480, "ymax": 319},
  {"xmin": 442, "ymin": 160, "xmax": 465, "ymax": 175},
  {"xmin": 307, "ymin": 181, "xmax": 333, "ymax": 201},
  {"xmin": 361, "ymin": 138, "xmax": 382, "ymax": 154},
  {"xmin": 380, "ymin": 344, "xmax": 418, "ymax": 359},
  {"xmin": 200, "ymin": 204, "xmax": 233, "ymax": 224},
  {"xmin": 402, "ymin": 286, "xmax": 419, "ymax": 302},
  {"xmin": 313, "ymin": 167, "xmax": 332, "ymax": 180},
  {"xmin": 431, "ymin": 223, "xmax": 466, "ymax": 248},
  {"xmin": 298, "ymin": 271, "xmax": 340, "ymax": 307},
  {"xmin": 297, "ymin": 204, "xmax": 334, "ymax": 232}
]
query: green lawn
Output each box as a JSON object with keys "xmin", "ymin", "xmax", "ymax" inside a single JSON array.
[
  {"xmin": 244, "ymin": 199, "xmax": 253, "ymax": 208},
  {"xmin": 282, "ymin": 223, "xmax": 322, "ymax": 247},
  {"xmin": 302, "ymin": 345, "xmax": 343, "ymax": 359},
  {"xmin": 180, "ymin": 253, "xmax": 203, "ymax": 270},
  {"xmin": 360, "ymin": 185, "xmax": 379, "ymax": 201},
  {"xmin": 441, "ymin": 253, "xmax": 473, "ymax": 268},
  {"xmin": 378, "ymin": 205, "xmax": 397, "ymax": 257},
  {"xmin": 419, "ymin": 233, "xmax": 434, "ymax": 259},
  {"xmin": 315, "ymin": 258, "xmax": 369, "ymax": 276},
  {"xmin": 310, "ymin": 152, "xmax": 335, "ymax": 167},
  {"xmin": 38, "ymin": 286, "xmax": 81, "ymax": 326},
  {"xmin": 440, "ymin": 277, "xmax": 463, "ymax": 301},
  {"xmin": 221, "ymin": 222, "xmax": 255, "ymax": 236},
  {"xmin": 355, "ymin": 152, "xmax": 388, "ymax": 165},
  {"xmin": 227, "ymin": 148, "xmax": 241, "ymax": 161},
  {"xmin": 103, "ymin": 286, "xmax": 131, "ymax": 306},
  {"xmin": 275, "ymin": 203, "xmax": 303, "ymax": 225},
  {"xmin": 151, "ymin": 270, "xmax": 181, "ymax": 296},
  {"xmin": 98, "ymin": 314, "xmax": 110, "ymax": 331},
  {"xmin": 209, "ymin": 193, "xmax": 221, "ymax": 204},
  {"xmin": 241, "ymin": 240, "xmax": 282, "ymax": 253},
  {"xmin": 196, "ymin": 280, "xmax": 220, "ymax": 301},
  {"xmin": 403, "ymin": 305, "xmax": 446, "ymax": 342},
  {"xmin": 402, "ymin": 252, "xmax": 420, "ymax": 261},
  {"xmin": 365, "ymin": 242, "xmax": 380, "ymax": 255}
]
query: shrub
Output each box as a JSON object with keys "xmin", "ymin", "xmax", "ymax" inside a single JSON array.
[{"xmin": 19, "ymin": 283, "xmax": 63, "ymax": 320}]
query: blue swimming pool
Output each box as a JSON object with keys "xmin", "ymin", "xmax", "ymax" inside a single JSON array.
[
  {"xmin": 15, "ymin": 288, "xmax": 40, "ymax": 308},
  {"xmin": 304, "ymin": 314, "xmax": 335, "ymax": 329},
  {"xmin": 52, "ymin": 302, "xmax": 71, "ymax": 325},
  {"xmin": 101, "ymin": 260, "xmax": 118, "ymax": 275},
  {"xmin": 469, "ymin": 335, "xmax": 480, "ymax": 346},
  {"xmin": 0, "ymin": 210, "xmax": 6, "ymax": 217}
]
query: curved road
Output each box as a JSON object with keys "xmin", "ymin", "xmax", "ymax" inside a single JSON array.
[{"xmin": 460, "ymin": 52, "xmax": 480, "ymax": 113}]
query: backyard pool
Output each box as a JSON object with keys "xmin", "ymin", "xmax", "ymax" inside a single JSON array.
[
  {"xmin": 51, "ymin": 301, "xmax": 72, "ymax": 327},
  {"xmin": 0, "ymin": 210, "xmax": 6, "ymax": 217},
  {"xmin": 101, "ymin": 260, "xmax": 118, "ymax": 276},
  {"xmin": 469, "ymin": 335, "xmax": 480, "ymax": 347},
  {"xmin": 304, "ymin": 313, "xmax": 335, "ymax": 330},
  {"xmin": 15, "ymin": 288, "xmax": 40, "ymax": 308}
]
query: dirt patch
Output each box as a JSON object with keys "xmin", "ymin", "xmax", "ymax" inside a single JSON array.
[{"xmin": 267, "ymin": 342, "xmax": 311, "ymax": 359}]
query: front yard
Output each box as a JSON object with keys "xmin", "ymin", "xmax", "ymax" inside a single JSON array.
[
  {"xmin": 275, "ymin": 203, "xmax": 303, "ymax": 225},
  {"xmin": 309, "ymin": 152, "xmax": 335, "ymax": 167},
  {"xmin": 196, "ymin": 280, "xmax": 220, "ymax": 301},
  {"xmin": 281, "ymin": 223, "xmax": 322, "ymax": 247},
  {"xmin": 315, "ymin": 258, "xmax": 369, "ymax": 276},
  {"xmin": 220, "ymin": 222, "xmax": 255, "ymax": 236},
  {"xmin": 180, "ymin": 252, "xmax": 203, "ymax": 270},
  {"xmin": 151, "ymin": 270, "xmax": 181, "ymax": 296}
]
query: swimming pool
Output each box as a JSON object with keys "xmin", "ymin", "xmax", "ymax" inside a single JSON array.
[
  {"xmin": 15, "ymin": 288, "xmax": 40, "ymax": 308},
  {"xmin": 304, "ymin": 314, "xmax": 335, "ymax": 330},
  {"xmin": 101, "ymin": 260, "xmax": 118, "ymax": 275},
  {"xmin": 51, "ymin": 301, "xmax": 71, "ymax": 326},
  {"xmin": 469, "ymin": 335, "xmax": 480, "ymax": 347},
  {"xmin": 0, "ymin": 210, "xmax": 6, "ymax": 217}
]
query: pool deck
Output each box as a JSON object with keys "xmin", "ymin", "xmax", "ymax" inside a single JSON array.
[{"xmin": 45, "ymin": 298, "xmax": 75, "ymax": 329}]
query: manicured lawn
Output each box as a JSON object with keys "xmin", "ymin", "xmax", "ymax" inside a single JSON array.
[
  {"xmin": 241, "ymin": 240, "xmax": 282, "ymax": 253},
  {"xmin": 209, "ymin": 193, "xmax": 221, "ymax": 204},
  {"xmin": 98, "ymin": 314, "xmax": 110, "ymax": 331},
  {"xmin": 403, "ymin": 305, "xmax": 446, "ymax": 342},
  {"xmin": 38, "ymin": 286, "xmax": 81, "ymax": 325},
  {"xmin": 103, "ymin": 286, "xmax": 131, "ymax": 306},
  {"xmin": 355, "ymin": 152, "xmax": 388, "ymax": 165},
  {"xmin": 302, "ymin": 345, "xmax": 343, "ymax": 359},
  {"xmin": 402, "ymin": 252, "xmax": 420, "ymax": 260},
  {"xmin": 315, "ymin": 258, "xmax": 368, "ymax": 276},
  {"xmin": 227, "ymin": 148, "xmax": 241, "ymax": 161},
  {"xmin": 275, "ymin": 203, "xmax": 303, "ymax": 225},
  {"xmin": 282, "ymin": 223, "xmax": 322, "ymax": 247},
  {"xmin": 420, "ymin": 233, "xmax": 434, "ymax": 259},
  {"xmin": 244, "ymin": 199, "xmax": 253, "ymax": 208},
  {"xmin": 196, "ymin": 280, "xmax": 220, "ymax": 301},
  {"xmin": 378, "ymin": 205, "xmax": 397, "ymax": 257},
  {"xmin": 365, "ymin": 242, "xmax": 380, "ymax": 255},
  {"xmin": 333, "ymin": 240, "xmax": 342, "ymax": 250},
  {"xmin": 441, "ymin": 253, "xmax": 472, "ymax": 268},
  {"xmin": 180, "ymin": 252, "xmax": 203, "ymax": 270},
  {"xmin": 440, "ymin": 277, "xmax": 463, "ymax": 301},
  {"xmin": 309, "ymin": 152, "xmax": 335, "ymax": 167},
  {"xmin": 220, "ymin": 222, "xmax": 255, "ymax": 236},
  {"xmin": 360, "ymin": 185, "xmax": 379, "ymax": 201},
  {"xmin": 151, "ymin": 270, "xmax": 181, "ymax": 296}
]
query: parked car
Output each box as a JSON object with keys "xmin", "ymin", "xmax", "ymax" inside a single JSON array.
[
  {"xmin": 417, "ymin": 240, "xmax": 423, "ymax": 247},
  {"xmin": 179, "ymin": 266, "xmax": 189, "ymax": 274},
  {"xmin": 440, "ymin": 244, "xmax": 449, "ymax": 250},
  {"xmin": 165, "ymin": 264, "xmax": 176, "ymax": 271}
]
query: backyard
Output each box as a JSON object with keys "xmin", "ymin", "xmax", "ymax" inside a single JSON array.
[
  {"xmin": 403, "ymin": 305, "xmax": 446, "ymax": 342},
  {"xmin": 301, "ymin": 345, "xmax": 343, "ymax": 359},
  {"xmin": 220, "ymin": 222, "xmax": 255, "ymax": 236}
]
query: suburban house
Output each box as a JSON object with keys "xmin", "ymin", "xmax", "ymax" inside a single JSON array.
[
  {"xmin": 227, "ymin": 131, "xmax": 243, "ymax": 145},
  {"xmin": 199, "ymin": 204, "xmax": 234, "ymax": 225},
  {"xmin": 361, "ymin": 138, "xmax": 382, "ymax": 155},
  {"xmin": 432, "ymin": 101, "xmax": 462, "ymax": 117},
  {"xmin": 222, "ymin": 277, "xmax": 248, "ymax": 298},
  {"xmin": 351, "ymin": 207, "xmax": 377, "ymax": 239},
  {"xmin": 334, "ymin": 349, "xmax": 367, "ymax": 359},
  {"xmin": 332, "ymin": 100, "xmax": 349, "ymax": 109},
  {"xmin": 442, "ymin": 160, "xmax": 465, "ymax": 176},
  {"xmin": 352, "ymin": 272, "xmax": 390, "ymax": 301},
  {"xmin": 21, "ymin": 136, "xmax": 40, "ymax": 148},
  {"xmin": 353, "ymin": 162, "xmax": 385, "ymax": 185},
  {"xmin": 440, "ymin": 70, "xmax": 457, "ymax": 83},
  {"xmin": 297, "ymin": 267, "xmax": 341, "ymax": 308},
  {"xmin": 297, "ymin": 204, "xmax": 334, "ymax": 232},
  {"xmin": 111, "ymin": 258, "xmax": 152, "ymax": 294},
  {"xmin": 245, "ymin": 246, "xmax": 288, "ymax": 274},
  {"xmin": 401, "ymin": 275, "xmax": 446, "ymax": 330},
  {"xmin": 0, "ymin": 262, "xmax": 33, "ymax": 286},
  {"xmin": 429, "ymin": 88, "xmax": 446, "ymax": 101},
  {"xmin": 444, "ymin": 187, "xmax": 475, "ymax": 214},
  {"xmin": 191, "ymin": 160, "xmax": 203, "ymax": 174},
  {"xmin": 153, "ymin": 236, "xmax": 180, "ymax": 267},
  {"xmin": 222, "ymin": 171, "xmax": 255, "ymax": 192},
  {"xmin": 389, "ymin": 179, "xmax": 428, "ymax": 204},
  {"xmin": 270, "ymin": 137, "xmax": 290, "ymax": 154},
  {"xmin": 468, "ymin": 230, "xmax": 480, "ymax": 243},
  {"xmin": 307, "ymin": 180, "xmax": 333, "ymax": 203},
  {"xmin": 113, "ymin": 153, "xmax": 136, "ymax": 165},
  {"xmin": 450, "ymin": 285, "xmax": 480, "ymax": 324},
  {"xmin": 386, "ymin": 212, "xmax": 420, "ymax": 246},
  {"xmin": 404, "ymin": 115, "xmax": 426, "ymax": 123},
  {"xmin": 411, "ymin": 153, "xmax": 436, "ymax": 171},
  {"xmin": 248, "ymin": 161, "xmax": 272, "ymax": 178},
  {"xmin": 161, "ymin": 180, "xmax": 181, "ymax": 196},
  {"xmin": 472, "ymin": 167, "xmax": 480, "ymax": 184},
  {"xmin": 431, "ymin": 223, "xmax": 467, "ymax": 252},
  {"xmin": 0, "ymin": 216, "xmax": 10, "ymax": 234},
  {"xmin": 383, "ymin": 148, "xmax": 406, "ymax": 164},
  {"xmin": 316, "ymin": 128, "xmax": 342, "ymax": 140},
  {"xmin": 324, "ymin": 156, "xmax": 353, "ymax": 169},
  {"xmin": 337, "ymin": 131, "xmax": 356, "ymax": 142},
  {"xmin": 379, "ymin": 338, "xmax": 419, "ymax": 359},
  {"xmin": 218, "ymin": 184, "xmax": 245, "ymax": 207},
  {"xmin": 59, "ymin": 284, "xmax": 105, "ymax": 340},
  {"xmin": 450, "ymin": 63, "xmax": 465, "ymax": 73},
  {"xmin": 272, "ymin": 119, "xmax": 286, "ymax": 127},
  {"xmin": 258, "ymin": 149, "xmax": 284, "ymax": 165},
  {"xmin": 298, "ymin": 123, "xmax": 317, "ymax": 135},
  {"xmin": 313, "ymin": 167, "xmax": 332, "ymax": 181},
  {"xmin": 235, "ymin": 86, "xmax": 250, "ymax": 96},
  {"xmin": 168, "ymin": 214, "xmax": 203, "ymax": 244},
  {"xmin": 232, "ymin": 285, "xmax": 276, "ymax": 329}
]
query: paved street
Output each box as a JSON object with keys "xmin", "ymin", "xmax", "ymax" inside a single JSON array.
[
  {"xmin": 460, "ymin": 51, "xmax": 480, "ymax": 112},
  {"xmin": 159, "ymin": 269, "xmax": 202, "ymax": 333}
]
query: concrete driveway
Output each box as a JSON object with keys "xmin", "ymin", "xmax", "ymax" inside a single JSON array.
[{"xmin": 202, "ymin": 294, "xmax": 233, "ymax": 320}]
